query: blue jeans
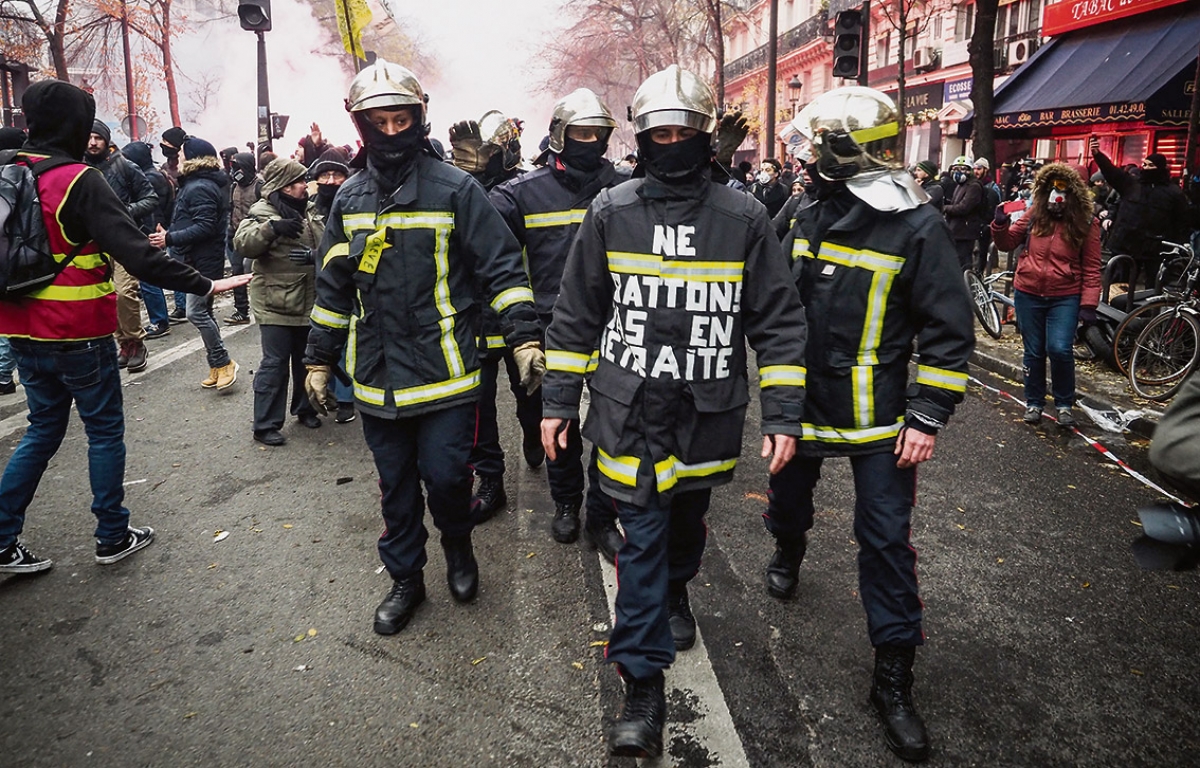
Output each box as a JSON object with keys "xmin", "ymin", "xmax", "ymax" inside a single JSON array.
[
  {"xmin": 0, "ymin": 338, "xmax": 131, "ymax": 547},
  {"xmin": 141, "ymin": 283, "xmax": 169, "ymax": 327},
  {"xmin": 0, "ymin": 337, "xmax": 15, "ymax": 384},
  {"xmin": 186, "ymin": 293, "xmax": 230, "ymax": 368},
  {"xmin": 1014, "ymin": 290, "xmax": 1080, "ymax": 409}
]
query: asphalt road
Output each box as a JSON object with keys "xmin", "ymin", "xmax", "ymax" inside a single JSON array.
[{"xmin": 1, "ymin": 312, "xmax": 1197, "ymax": 768}]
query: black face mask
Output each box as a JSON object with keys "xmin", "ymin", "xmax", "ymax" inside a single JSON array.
[
  {"xmin": 636, "ymin": 131, "xmax": 711, "ymax": 183},
  {"xmin": 559, "ymin": 137, "xmax": 608, "ymax": 173},
  {"xmin": 316, "ymin": 183, "xmax": 339, "ymax": 208},
  {"xmin": 1141, "ymin": 165, "xmax": 1169, "ymax": 185},
  {"xmin": 230, "ymin": 167, "xmax": 250, "ymax": 186},
  {"xmin": 160, "ymin": 143, "xmax": 179, "ymax": 158},
  {"xmin": 805, "ymin": 161, "xmax": 842, "ymax": 200},
  {"xmin": 275, "ymin": 189, "xmax": 309, "ymax": 212},
  {"xmin": 358, "ymin": 116, "xmax": 426, "ymax": 172}
]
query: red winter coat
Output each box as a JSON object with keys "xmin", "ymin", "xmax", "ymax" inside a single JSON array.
[{"xmin": 992, "ymin": 215, "xmax": 1102, "ymax": 309}]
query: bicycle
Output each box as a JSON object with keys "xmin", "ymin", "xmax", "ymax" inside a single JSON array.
[
  {"xmin": 1109, "ymin": 241, "xmax": 1196, "ymax": 377},
  {"xmin": 965, "ymin": 270, "xmax": 1015, "ymax": 339},
  {"xmin": 1128, "ymin": 300, "xmax": 1200, "ymax": 401}
]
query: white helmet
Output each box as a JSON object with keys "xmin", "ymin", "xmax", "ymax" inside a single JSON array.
[
  {"xmin": 630, "ymin": 65, "xmax": 717, "ymax": 134},
  {"xmin": 345, "ymin": 59, "xmax": 426, "ymax": 122},
  {"xmin": 547, "ymin": 88, "xmax": 617, "ymax": 153}
]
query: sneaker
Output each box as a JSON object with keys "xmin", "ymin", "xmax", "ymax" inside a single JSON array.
[
  {"xmin": 1057, "ymin": 407, "xmax": 1077, "ymax": 428},
  {"xmin": 126, "ymin": 341, "xmax": 148, "ymax": 373},
  {"xmin": 168, "ymin": 306, "xmax": 187, "ymax": 324},
  {"xmin": 225, "ymin": 311, "xmax": 250, "ymax": 325},
  {"xmin": 1023, "ymin": 406, "xmax": 1042, "ymax": 424},
  {"xmin": 0, "ymin": 540, "xmax": 53, "ymax": 573},
  {"xmin": 214, "ymin": 360, "xmax": 239, "ymax": 390},
  {"xmin": 0, "ymin": 380, "xmax": 15, "ymax": 396},
  {"xmin": 95, "ymin": 526, "xmax": 155, "ymax": 565},
  {"xmin": 143, "ymin": 321, "xmax": 171, "ymax": 339},
  {"xmin": 335, "ymin": 402, "xmax": 357, "ymax": 423}
]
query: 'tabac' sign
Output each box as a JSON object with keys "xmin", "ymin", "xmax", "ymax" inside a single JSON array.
[{"xmin": 1043, "ymin": 0, "xmax": 1190, "ymax": 36}]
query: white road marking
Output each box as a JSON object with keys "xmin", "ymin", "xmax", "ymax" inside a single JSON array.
[{"xmin": 0, "ymin": 321, "xmax": 254, "ymax": 442}]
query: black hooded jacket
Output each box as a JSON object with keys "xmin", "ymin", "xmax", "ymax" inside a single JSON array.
[
  {"xmin": 13, "ymin": 80, "xmax": 210, "ymax": 296},
  {"xmin": 167, "ymin": 155, "xmax": 232, "ymax": 279},
  {"xmin": 1095, "ymin": 150, "xmax": 1190, "ymax": 259},
  {"xmin": 85, "ymin": 144, "xmax": 157, "ymax": 226},
  {"xmin": 122, "ymin": 140, "xmax": 174, "ymax": 230}
]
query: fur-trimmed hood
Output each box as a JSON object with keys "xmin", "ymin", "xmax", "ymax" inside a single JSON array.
[
  {"xmin": 180, "ymin": 154, "xmax": 222, "ymax": 177},
  {"xmin": 1032, "ymin": 162, "xmax": 1089, "ymax": 201}
]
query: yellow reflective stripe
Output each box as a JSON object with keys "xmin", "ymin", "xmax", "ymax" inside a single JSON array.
[
  {"xmin": 342, "ymin": 212, "xmax": 376, "ymax": 233},
  {"xmin": 606, "ymin": 251, "xmax": 744, "ymax": 282},
  {"xmin": 597, "ymin": 449, "xmax": 640, "ymax": 486},
  {"xmin": 817, "ymin": 243, "xmax": 904, "ymax": 274},
  {"xmin": 322, "ymin": 242, "xmax": 350, "ymax": 268},
  {"xmin": 430, "ymin": 226, "xmax": 464, "ymax": 376},
  {"xmin": 850, "ymin": 121, "xmax": 899, "ymax": 144},
  {"xmin": 916, "ymin": 365, "xmax": 969, "ymax": 393},
  {"xmin": 654, "ymin": 455, "xmax": 738, "ymax": 492},
  {"xmin": 393, "ymin": 370, "xmax": 480, "ymax": 407},
  {"xmin": 491, "ymin": 285, "xmax": 534, "ymax": 312},
  {"xmin": 376, "ymin": 211, "xmax": 455, "ymax": 229},
  {"xmin": 524, "ymin": 209, "xmax": 586, "ymax": 228},
  {"xmin": 546, "ymin": 349, "xmax": 591, "ymax": 373},
  {"xmin": 346, "ymin": 313, "xmax": 358, "ymax": 379},
  {"xmin": 800, "ymin": 418, "xmax": 904, "ymax": 444},
  {"xmin": 438, "ymin": 317, "xmax": 465, "ymax": 377},
  {"xmin": 311, "ymin": 304, "xmax": 350, "ymax": 329},
  {"xmin": 482, "ymin": 334, "xmax": 506, "ymax": 349},
  {"xmin": 62, "ymin": 253, "xmax": 107, "ymax": 270},
  {"xmin": 852, "ymin": 365, "xmax": 874, "ymax": 427},
  {"xmin": 759, "ymin": 365, "xmax": 806, "ymax": 388},
  {"xmin": 791, "ymin": 238, "xmax": 813, "ymax": 262},
  {"xmin": 354, "ymin": 380, "xmax": 387, "ymax": 406},
  {"xmin": 585, "ymin": 350, "xmax": 600, "ymax": 374},
  {"xmin": 32, "ymin": 281, "xmax": 114, "ymax": 301},
  {"xmin": 858, "ymin": 272, "xmax": 893, "ymax": 366}
]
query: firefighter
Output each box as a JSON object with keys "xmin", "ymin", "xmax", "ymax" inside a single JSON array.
[
  {"xmin": 540, "ymin": 66, "xmax": 808, "ymax": 759},
  {"xmin": 488, "ymin": 89, "xmax": 626, "ymax": 554},
  {"xmin": 303, "ymin": 60, "xmax": 544, "ymax": 636},
  {"xmin": 765, "ymin": 86, "xmax": 974, "ymax": 763}
]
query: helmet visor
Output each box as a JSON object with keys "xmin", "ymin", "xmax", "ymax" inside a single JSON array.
[{"xmin": 634, "ymin": 109, "xmax": 713, "ymax": 134}]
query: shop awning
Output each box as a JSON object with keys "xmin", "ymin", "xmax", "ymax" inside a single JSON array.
[{"xmin": 959, "ymin": 2, "xmax": 1200, "ymax": 136}]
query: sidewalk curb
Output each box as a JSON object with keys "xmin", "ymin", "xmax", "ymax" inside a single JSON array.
[{"xmin": 969, "ymin": 348, "xmax": 1158, "ymax": 440}]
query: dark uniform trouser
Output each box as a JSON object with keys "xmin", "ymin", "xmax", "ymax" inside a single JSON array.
[
  {"xmin": 252, "ymin": 325, "xmax": 316, "ymax": 432},
  {"xmin": 766, "ymin": 452, "xmax": 923, "ymax": 648},
  {"xmin": 362, "ymin": 403, "xmax": 476, "ymax": 580},
  {"xmin": 471, "ymin": 347, "xmax": 588, "ymax": 506},
  {"xmin": 607, "ymin": 486, "xmax": 711, "ymax": 680}
]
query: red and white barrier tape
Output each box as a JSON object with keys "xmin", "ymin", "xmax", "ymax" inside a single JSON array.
[{"xmin": 969, "ymin": 374, "xmax": 1185, "ymax": 504}]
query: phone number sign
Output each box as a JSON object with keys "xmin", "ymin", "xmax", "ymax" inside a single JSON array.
[{"xmin": 1043, "ymin": 0, "xmax": 1190, "ymax": 36}]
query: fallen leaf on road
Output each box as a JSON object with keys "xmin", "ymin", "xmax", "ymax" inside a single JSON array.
[
  {"xmin": 1130, "ymin": 669, "xmax": 1144, "ymax": 676},
  {"xmin": 171, "ymin": 463, "xmax": 182, "ymax": 468},
  {"xmin": 293, "ymin": 665, "xmax": 310, "ymax": 672},
  {"xmin": 213, "ymin": 531, "xmax": 230, "ymax": 543},
  {"xmin": 1081, "ymin": 582, "xmax": 1090, "ymax": 588},
  {"xmin": 283, "ymin": 524, "xmax": 293, "ymax": 529},
  {"xmin": 589, "ymin": 640, "xmax": 609, "ymax": 648},
  {"xmin": 572, "ymin": 662, "xmax": 584, "ymax": 670},
  {"xmin": 293, "ymin": 634, "xmax": 306, "ymax": 643},
  {"xmin": 526, "ymin": 552, "xmax": 536, "ymax": 558},
  {"xmin": 997, "ymin": 558, "xmax": 1005, "ymax": 564},
  {"xmin": 307, "ymin": 628, "xmax": 317, "ymax": 637},
  {"xmin": 1167, "ymin": 585, "xmax": 1180, "ymax": 590},
  {"xmin": 409, "ymin": 723, "xmax": 419, "ymax": 729},
  {"xmin": 206, "ymin": 563, "xmax": 218, "ymax": 569},
  {"xmin": 734, "ymin": 642, "xmax": 743, "ymax": 647},
  {"xmin": 251, "ymin": 528, "xmax": 263, "ymax": 533},
  {"xmin": 336, "ymin": 477, "xmax": 353, "ymax": 485},
  {"xmin": 956, "ymin": 524, "xmax": 966, "ymax": 530},
  {"xmin": 184, "ymin": 712, "xmax": 197, "ymax": 719},
  {"xmin": 1131, "ymin": 520, "xmax": 1142, "ymax": 527},
  {"xmin": 744, "ymin": 492, "xmax": 768, "ymax": 502},
  {"xmin": 471, "ymin": 657, "xmax": 487, "ymax": 665},
  {"xmin": 1067, "ymin": 485, "xmax": 1077, "ymax": 489}
]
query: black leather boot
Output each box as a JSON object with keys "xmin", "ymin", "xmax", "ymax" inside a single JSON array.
[
  {"xmin": 667, "ymin": 581, "xmax": 696, "ymax": 651},
  {"xmin": 472, "ymin": 475, "xmax": 507, "ymax": 524},
  {"xmin": 585, "ymin": 516, "xmax": 625, "ymax": 564},
  {"xmin": 522, "ymin": 429, "xmax": 545, "ymax": 469},
  {"xmin": 373, "ymin": 573, "xmax": 426, "ymax": 635},
  {"xmin": 442, "ymin": 534, "xmax": 479, "ymax": 603},
  {"xmin": 766, "ymin": 534, "xmax": 807, "ymax": 599},
  {"xmin": 551, "ymin": 500, "xmax": 581, "ymax": 543},
  {"xmin": 608, "ymin": 671, "xmax": 666, "ymax": 758},
  {"xmin": 869, "ymin": 645, "xmax": 930, "ymax": 763}
]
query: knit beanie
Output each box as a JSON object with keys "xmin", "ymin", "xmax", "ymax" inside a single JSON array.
[
  {"xmin": 162, "ymin": 126, "xmax": 188, "ymax": 148},
  {"xmin": 1147, "ymin": 153, "xmax": 1169, "ymax": 171},
  {"xmin": 916, "ymin": 160, "xmax": 937, "ymax": 178},
  {"xmin": 973, "ymin": 157, "xmax": 989, "ymax": 170},
  {"xmin": 308, "ymin": 146, "xmax": 351, "ymax": 180},
  {"xmin": 261, "ymin": 158, "xmax": 308, "ymax": 197},
  {"xmin": 183, "ymin": 137, "xmax": 217, "ymax": 160},
  {"xmin": 91, "ymin": 119, "xmax": 111, "ymax": 144}
]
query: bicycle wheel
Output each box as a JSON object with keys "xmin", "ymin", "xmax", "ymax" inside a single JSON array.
[
  {"xmin": 1129, "ymin": 310, "xmax": 1200, "ymax": 401},
  {"xmin": 965, "ymin": 270, "xmax": 1002, "ymax": 339},
  {"xmin": 1112, "ymin": 297, "xmax": 1173, "ymax": 377}
]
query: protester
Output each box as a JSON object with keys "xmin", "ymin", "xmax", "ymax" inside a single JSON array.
[
  {"xmin": 225, "ymin": 151, "xmax": 261, "ymax": 325},
  {"xmin": 148, "ymin": 137, "xmax": 239, "ymax": 390},
  {"xmin": 85, "ymin": 120, "xmax": 157, "ymax": 372},
  {"xmin": 913, "ymin": 160, "xmax": 943, "ymax": 210},
  {"xmin": 233, "ymin": 159, "xmax": 321, "ymax": 446},
  {"xmin": 0, "ymin": 126, "xmax": 25, "ymax": 396},
  {"xmin": 750, "ymin": 157, "xmax": 789, "ymax": 217},
  {"xmin": 768, "ymin": 86, "xmax": 974, "ymax": 763},
  {"xmin": 973, "ymin": 158, "xmax": 1002, "ymax": 273},
  {"xmin": 541, "ymin": 65, "xmax": 807, "ymax": 759},
  {"xmin": 0, "ymin": 79, "xmax": 250, "ymax": 575},
  {"xmin": 121, "ymin": 140, "xmax": 176, "ymax": 339},
  {"xmin": 943, "ymin": 155, "xmax": 985, "ymax": 271},
  {"xmin": 303, "ymin": 60, "xmax": 543, "ymax": 637},
  {"xmin": 992, "ymin": 163, "xmax": 1101, "ymax": 427}
]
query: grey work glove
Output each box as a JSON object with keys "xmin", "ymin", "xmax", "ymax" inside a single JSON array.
[
  {"xmin": 304, "ymin": 365, "xmax": 333, "ymax": 415},
  {"xmin": 714, "ymin": 110, "xmax": 751, "ymax": 168},
  {"xmin": 448, "ymin": 120, "xmax": 496, "ymax": 174},
  {"xmin": 512, "ymin": 341, "xmax": 546, "ymax": 395}
]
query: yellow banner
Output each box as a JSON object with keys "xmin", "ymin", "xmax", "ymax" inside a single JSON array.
[{"xmin": 336, "ymin": 0, "xmax": 372, "ymax": 60}]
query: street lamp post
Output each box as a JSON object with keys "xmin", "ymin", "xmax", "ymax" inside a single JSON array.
[
  {"xmin": 787, "ymin": 75, "xmax": 803, "ymax": 117},
  {"xmin": 238, "ymin": 1, "xmax": 273, "ymax": 158}
]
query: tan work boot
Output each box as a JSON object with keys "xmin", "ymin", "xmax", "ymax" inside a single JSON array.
[
  {"xmin": 201, "ymin": 367, "xmax": 219, "ymax": 388},
  {"xmin": 214, "ymin": 360, "xmax": 239, "ymax": 390}
]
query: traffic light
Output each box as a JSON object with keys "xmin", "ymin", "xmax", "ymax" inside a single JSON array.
[
  {"xmin": 238, "ymin": 0, "xmax": 272, "ymax": 32},
  {"xmin": 832, "ymin": 9, "xmax": 863, "ymax": 80},
  {"xmin": 270, "ymin": 113, "xmax": 289, "ymax": 140}
]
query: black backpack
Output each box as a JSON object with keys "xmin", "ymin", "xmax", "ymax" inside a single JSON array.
[{"xmin": 0, "ymin": 149, "xmax": 85, "ymax": 300}]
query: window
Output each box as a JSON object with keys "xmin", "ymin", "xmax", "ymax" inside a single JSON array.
[
  {"xmin": 877, "ymin": 30, "xmax": 891, "ymax": 66},
  {"xmin": 995, "ymin": 5, "xmax": 1006, "ymax": 39},
  {"xmin": 1008, "ymin": 3, "xmax": 1020, "ymax": 37},
  {"xmin": 1027, "ymin": 0, "xmax": 1042, "ymax": 33},
  {"xmin": 933, "ymin": 12, "xmax": 943, "ymax": 40},
  {"xmin": 955, "ymin": 4, "xmax": 975, "ymax": 42}
]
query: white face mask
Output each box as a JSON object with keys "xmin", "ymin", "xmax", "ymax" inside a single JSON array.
[{"xmin": 756, "ymin": 171, "xmax": 772, "ymax": 185}]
